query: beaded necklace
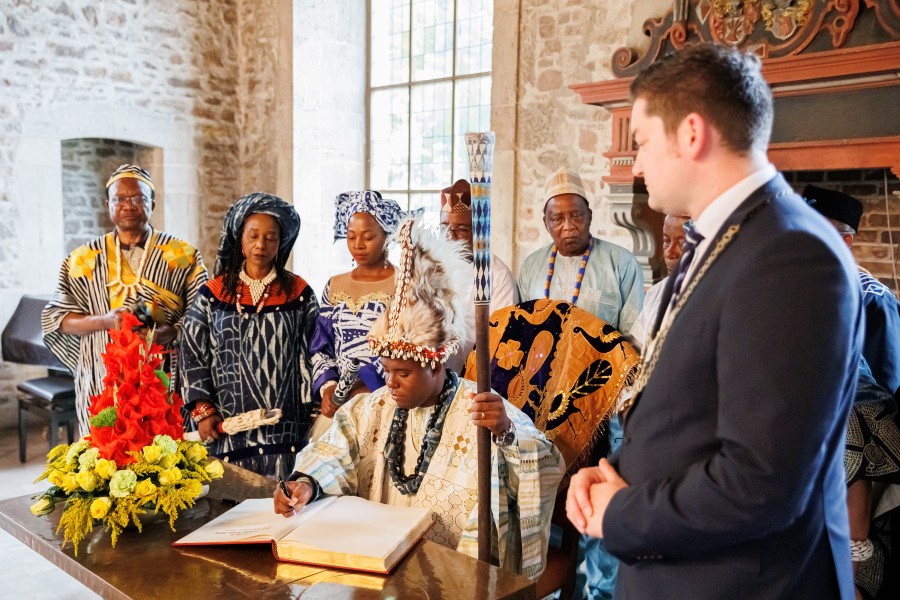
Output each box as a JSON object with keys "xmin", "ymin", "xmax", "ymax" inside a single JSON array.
[
  {"xmin": 236, "ymin": 266, "xmax": 276, "ymax": 319},
  {"xmin": 384, "ymin": 371, "xmax": 458, "ymax": 495},
  {"xmin": 544, "ymin": 238, "xmax": 593, "ymax": 304},
  {"xmin": 108, "ymin": 230, "xmax": 153, "ymax": 302}
]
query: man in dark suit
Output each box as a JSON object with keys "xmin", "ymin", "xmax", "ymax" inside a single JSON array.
[{"xmin": 566, "ymin": 44, "xmax": 861, "ymax": 599}]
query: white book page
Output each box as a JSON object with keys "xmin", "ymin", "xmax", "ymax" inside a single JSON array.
[
  {"xmin": 174, "ymin": 496, "xmax": 335, "ymax": 544},
  {"xmin": 280, "ymin": 496, "xmax": 429, "ymax": 559}
]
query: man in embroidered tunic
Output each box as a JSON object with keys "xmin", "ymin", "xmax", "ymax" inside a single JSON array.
[
  {"xmin": 275, "ymin": 217, "xmax": 564, "ymax": 580},
  {"xmin": 517, "ymin": 168, "xmax": 644, "ymax": 335},
  {"xmin": 43, "ymin": 164, "xmax": 207, "ymax": 434}
]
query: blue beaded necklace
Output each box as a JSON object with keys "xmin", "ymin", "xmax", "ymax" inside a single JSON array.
[{"xmin": 544, "ymin": 238, "xmax": 593, "ymax": 304}]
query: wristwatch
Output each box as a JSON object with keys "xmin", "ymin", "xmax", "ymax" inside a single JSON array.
[{"xmin": 492, "ymin": 424, "xmax": 516, "ymax": 447}]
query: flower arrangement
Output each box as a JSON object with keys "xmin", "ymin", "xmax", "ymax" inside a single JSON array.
[{"xmin": 31, "ymin": 312, "xmax": 224, "ymax": 554}]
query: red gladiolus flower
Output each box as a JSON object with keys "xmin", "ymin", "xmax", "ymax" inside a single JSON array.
[{"xmin": 87, "ymin": 310, "xmax": 186, "ymax": 467}]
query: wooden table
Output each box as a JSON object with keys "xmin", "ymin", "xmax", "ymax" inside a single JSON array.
[{"xmin": 0, "ymin": 464, "xmax": 535, "ymax": 599}]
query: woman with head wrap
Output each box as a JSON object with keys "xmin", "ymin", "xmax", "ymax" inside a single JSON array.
[
  {"xmin": 180, "ymin": 192, "xmax": 319, "ymax": 479},
  {"xmin": 310, "ymin": 190, "xmax": 403, "ymax": 423}
]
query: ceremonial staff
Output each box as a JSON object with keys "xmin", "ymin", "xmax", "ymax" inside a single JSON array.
[{"xmin": 465, "ymin": 131, "xmax": 495, "ymax": 564}]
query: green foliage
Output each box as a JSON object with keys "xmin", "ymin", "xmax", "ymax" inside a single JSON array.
[
  {"xmin": 89, "ymin": 406, "xmax": 117, "ymax": 428},
  {"xmin": 154, "ymin": 369, "xmax": 170, "ymax": 388}
]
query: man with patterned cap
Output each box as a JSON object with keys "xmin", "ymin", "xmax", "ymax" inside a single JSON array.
[
  {"xmin": 517, "ymin": 167, "xmax": 644, "ymax": 334},
  {"xmin": 441, "ymin": 179, "xmax": 519, "ymax": 312},
  {"xmin": 43, "ymin": 164, "xmax": 208, "ymax": 434},
  {"xmin": 276, "ymin": 216, "xmax": 564, "ymax": 580}
]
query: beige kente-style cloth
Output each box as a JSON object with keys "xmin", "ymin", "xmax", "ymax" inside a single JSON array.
[{"xmin": 293, "ymin": 377, "xmax": 564, "ymax": 580}]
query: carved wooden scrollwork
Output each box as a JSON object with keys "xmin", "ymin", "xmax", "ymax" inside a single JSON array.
[
  {"xmin": 865, "ymin": 0, "xmax": 900, "ymax": 37},
  {"xmin": 609, "ymin": 0, "xmax": 896, "ymax": 78}
]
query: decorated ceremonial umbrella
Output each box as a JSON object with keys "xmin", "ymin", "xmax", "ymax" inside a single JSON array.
[{"xmin": 465, "ymin": 131, "xmax": 495, "ymax": 563}]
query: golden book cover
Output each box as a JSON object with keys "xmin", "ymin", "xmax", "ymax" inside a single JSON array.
[{"xmin": 173, "ymin": 496, "xmax": 433, "ymax": 574}]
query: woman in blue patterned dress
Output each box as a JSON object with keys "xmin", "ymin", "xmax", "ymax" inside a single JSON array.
[
  {"xmin": 180, "ymin": 193, "xmax": 318, "ymax": 479},
  {"xmin": 311, "ymin": 191, "xmax": 403, "ymax": 422}
]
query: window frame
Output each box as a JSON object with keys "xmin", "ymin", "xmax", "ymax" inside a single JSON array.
[{"xmin": 365, "ymin": 0, "xmax": 492, "ymax": 208}]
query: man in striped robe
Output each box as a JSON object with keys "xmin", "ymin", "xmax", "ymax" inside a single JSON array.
[{"xmin": 43, "ymin": 164, "xmax": 207, "ymax": 434}]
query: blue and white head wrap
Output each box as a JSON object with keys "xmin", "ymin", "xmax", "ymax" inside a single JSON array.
[{"xmin": 333, "ymin": 190, "xmax": 404, "ymax": 241}]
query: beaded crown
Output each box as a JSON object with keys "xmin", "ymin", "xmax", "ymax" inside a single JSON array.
[{"xmin": 368, "ymin": 216, "xmax": 471, "ymax": 368}]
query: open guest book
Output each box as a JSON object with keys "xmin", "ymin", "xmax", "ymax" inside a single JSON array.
[{"xmin": 173, "ymin": 496, "xmax": 434, "ymax": 574}]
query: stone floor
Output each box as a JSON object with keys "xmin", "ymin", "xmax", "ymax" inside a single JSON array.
[{"xmin": 0, "ymin": 421, "xmax": 100, "ymax": 599}]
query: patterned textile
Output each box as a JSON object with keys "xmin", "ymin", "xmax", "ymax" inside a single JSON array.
[
  {"xmin": 859, "ymin": 269, "xmax": 900, "ymax": 400},
  {"xmin": 180, "ymin": 273, "xmax": 318, "ymax": 478},
  {"xmin": 106, "ymin": 163, "xmax": 155, "ymax": 193},
  {"xmin": 293, "ymin": 376, "xmax": 564, "ymax": 580},
  {"xmin": 845, "ymin": 361, "xmax": 900, "ymax": 486},
  {"xmin": 463, "ymin": 299, "xmax": 639, "ymax": 474},
  {"xmin": 42, "ymin": 230, "xmax": 207, "ymax": 434},
  {"xmin": 333, "ymin": 190, "xmax": 403, "ymax": 241},
  {"xmin": 215, "ymin": 192, "xmax": 301, "ymax": 274},
  {"xmin": 845, "ymin": 361, "xmax": 900, "ymax": 599},
  {"xmin": 310, "ymin": 271, "xmax": 394, "ymax": 395}
]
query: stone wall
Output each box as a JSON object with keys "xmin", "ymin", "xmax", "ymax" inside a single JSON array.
[
  {"xmin": 493, "ymin": 0, "xmax": 639, "ymax": 271},
  {"xmin": 0, "ymin": 0, "xmax": 242, "ymax": 413}
]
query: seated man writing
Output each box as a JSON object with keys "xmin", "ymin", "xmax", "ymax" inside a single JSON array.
[{"xmin": 274, "ymin": 217, "xmax": 564, "ymax": 580}]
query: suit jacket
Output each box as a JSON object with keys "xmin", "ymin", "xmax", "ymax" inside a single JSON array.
[{"xmin": 604, "ymin": 174, "xmax": 861, "ymax": 600}]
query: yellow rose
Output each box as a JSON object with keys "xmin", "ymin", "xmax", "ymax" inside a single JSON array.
[
  {"xmin": 204, "ymin": 460, "xmax": 224, "ymax": 479},
  {"xmin": 159, "ymin": 454, "xmax": 179, "ymax": 470},
  {"xmin": 134, "ymin": 479, "xmax": 157, "ymax": 498},
  {"xmin": 90, "ymin": 497, "xmax": 112, "ymax": 520},
  {"xmin": 48, "ymin": 469, "xmax": 66, "ymax": 487},
  {"xmin": 75, "ymin": 470, "xmax": 99, "ymax": 493},
  {"xmin": 184, "ymin": 443, "xmax": 208, "ymax": 463},
  {"xmin": 141, "ymin": 445, "xmax": 162, "ymax": 464},
  {"xmin": 158, "ymin": 468, "xmax": 182, "ymax": 486},
  {"xmin": 30, "ymin": 497, "xmax": 55, "ymax": 516},
  {"xmin": 61, "ymin": 473, "xmax": 80, "ymax": 494},
  {"xmin": 181, "ymin": 479, "xmax": 202, "ymax": 497},
  {"xmin": 95, "ymin": 459, "xmax": 117, "ymax": 480}
]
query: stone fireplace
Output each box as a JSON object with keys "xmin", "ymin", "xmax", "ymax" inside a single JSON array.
[{"xmin": 571, "ymin": 1, "xmax": 900, "ymax": 290}]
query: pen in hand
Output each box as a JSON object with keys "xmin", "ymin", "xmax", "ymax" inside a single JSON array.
[{"xmin": 277, "ymin": 477, "xmax": 297, "ymax": 511}]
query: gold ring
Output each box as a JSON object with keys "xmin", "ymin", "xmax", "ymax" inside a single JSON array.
[{"xmin": 480, "ymin": 411, "xmax": 484, "ymax": 420}]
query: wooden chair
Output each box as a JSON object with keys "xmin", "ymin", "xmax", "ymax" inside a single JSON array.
[{"xmin": 17, "ymin": 372, "xmax": 77, "ymax": 462}]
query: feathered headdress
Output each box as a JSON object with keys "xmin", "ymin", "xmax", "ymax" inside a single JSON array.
[{"xmin": 368, "ymin": 216, "xmax": 471, "ymax": 368}]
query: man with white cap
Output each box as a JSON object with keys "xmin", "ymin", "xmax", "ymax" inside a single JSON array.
[
  {"xmin": 518, "ymin": 167, "xmax": 644, "ymax": 334},
  {"xmin": 518, "ymin": 169, "xmax": 643, "ymax": 599}
]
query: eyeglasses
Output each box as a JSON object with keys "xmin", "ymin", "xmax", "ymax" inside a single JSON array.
[
  {"xmin": 546, "ymin": 212, "xmax": 587, "ymax": 228},
  {"xmin": 109, "ymin": 195, "xmax": 151, "ymax": 208},
  {"xmin": 441, "ymin": 224, "xmax": 472, "ymax": 238}
]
